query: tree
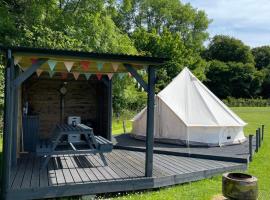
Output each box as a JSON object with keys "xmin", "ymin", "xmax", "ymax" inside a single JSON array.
[
  {"xmin": 205, "ymin": 60, "xmax": 260, "ymax": 99},
  {"xmin": 204, "ymin": 35, "xmax": 254, "ymax": 64},
  {"xmin": 252, "ymin": 46, "xmax": 270, "ymax": 70}
]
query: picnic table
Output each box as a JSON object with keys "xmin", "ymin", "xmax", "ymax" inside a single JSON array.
[{"xmin": 36, "ymin": 124, "xmax": 113, "ymax": 169}]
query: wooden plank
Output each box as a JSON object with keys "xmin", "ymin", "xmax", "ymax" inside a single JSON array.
[
  {"xmin": 47, "ymin": 158, "xmax": 58, "ymax": 186},
  {"xmin": 39, "ymin": 158, "xmax": 49, "ymax": 188},
  {"xmin": 10, "ymin": 158, "xmax": 22, "ymax": 187},
  {"xmin": 12, "ymin": 157, "xmax": 28, "ymax": 189},
  {"xmin": 59, "ymin": 156, "xmax": 75, "ymax": 184},
  {"xmin": 64, "ymin": 155, "xmax": 83, "ymax": 183},
  {"xmin": 69, "ymin": 155, "xmax": 91, "ymax": 183},
  {"xmin": 30, "ymin": 157, "xmax": 40, "ymax": 188},
  {"xmin": 110, "ymin": 151, "xmax": 143, "ymax": 177},
  {"xmin": 53, "ymin": 156, "xmax": 66, "ymax": 185},
  {"xmin": 21, "ymin": 157, "xmax": 35, "ymax": 189}
]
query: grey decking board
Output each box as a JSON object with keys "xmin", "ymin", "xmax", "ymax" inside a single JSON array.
[
  {"xmin": 21, "ymin": 157, "xmax": 35, "ymax": 189},
  {"xmin": 11, "ymin": 157, "xmax": 28, "ymax": 189},
  {"xmin": 30, "ymin": 157, "xmax": 40, "ymax": 188},
  {"xmin": 110, "ymin": 151, "xmax": 144, "ymax": 177},
  {"xmin": 48, "ymin": 159, "xmax": 58, "ymax": 186},
  {"xmin": 64, "ymin": 155, "xmax": 83, "ymax": 183},
  {"xmin": 58, "ymin": 156, "xmax": 74, "ymax": 184},
  {"xmin": 52, "ymin": 156, "xmax": 66, "ymax": 185}
]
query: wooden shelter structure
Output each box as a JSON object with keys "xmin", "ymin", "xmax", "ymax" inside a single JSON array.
[{"xmin": 0, "ymin": 46, "xmax": 165, "ymax": 199}]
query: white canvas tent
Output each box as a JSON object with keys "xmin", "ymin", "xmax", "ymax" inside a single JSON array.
[{"xmin": 132, "ymin": 67, "xmax": 247, "ymax": 146}]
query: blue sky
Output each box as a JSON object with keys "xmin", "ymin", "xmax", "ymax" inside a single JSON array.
[{"xmin": 182, "ymin": 0, "xmax": 270, "ymax": 47}]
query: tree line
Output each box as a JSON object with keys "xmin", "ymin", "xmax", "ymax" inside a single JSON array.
[{"xmin": 0, "ymin": 0, "xmax": 269, "ymax": 113}]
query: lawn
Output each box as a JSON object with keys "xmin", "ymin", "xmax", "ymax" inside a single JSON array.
[{"xmin": 0, "ymin": 107, "xmax": 269, "ymax": 199}]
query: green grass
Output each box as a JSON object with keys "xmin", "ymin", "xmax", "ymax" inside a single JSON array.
[{"xmin": 110, "ymin": 107, "xmax": 270, "ymax": 200}]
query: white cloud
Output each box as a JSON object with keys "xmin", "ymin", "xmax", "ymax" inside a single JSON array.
[{"xmin": 182, "ymin": 0, "xmax": 270, "ymax": 47}]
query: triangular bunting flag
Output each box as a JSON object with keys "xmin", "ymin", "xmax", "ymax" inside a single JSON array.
[
  {"xmin": 48, "ymin": 60, "xmax": 57, "ymax": 71},
  {"xmin": 84, "ymin": 73, "xmax": 92, "ymax": 80},
  {"xmin": 14, "ymin": 56, "xmax": 22, "ymax": 65},
  {"xmin": 107, "ymin": 73, "xmax": 113, "ymax": 80},
  {"xmin": 97, "ymin": 62, "xmax": 103, "ymax": 71},
  {"xmin": 80, "ymin": 61, "xmax": 90, "ymax": 71},
  {"xmin": 64, "ymin": 61, "xmax": 74, "ymax": 72},
  {"xmin": 36, "ymin": 69, "xmax": 43, "ymax": 77},
  {"xmin": 112, "ymin": 63, "xmax": 119, "ymax": 72},
  {"xmin": 31, "ymin": 58, "xmax": 38, "ymax": 65},
  {"xmin": 96, "ymin": 74, "xmax": 102, "ymax": 80},
  {"xmin": 73, "ymin": 72, "xmax": 80, "ymax": 80},
  {"xmin": 61, "ymin": 72, "xmax": 68, "ymax": 79},
  {"xmin": 48, "ymin": 71, "xmax": 55, "ymax": 78},
  {"xmin": 128, "ymin": 72, "xmax": 132, "ymax": 77}
]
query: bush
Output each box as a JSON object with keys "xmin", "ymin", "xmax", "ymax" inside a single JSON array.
[{"xmin": 223, "ymin": 97, "xmax": 270, "ymax": 107}]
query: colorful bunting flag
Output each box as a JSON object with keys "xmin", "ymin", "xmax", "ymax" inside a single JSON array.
[
  {"xmin": 97, "ymin": 62, "xmax": 103, "ymax": 71},
  {"xmin": 31, "ymin": 58, "xmax": 38, "ymax": 65},
  {"xmin": 84, "ymin": 73, "xmax": 92, "ymax": 80},
  {"xmin": 14, "ymin": 56, "xmax": 22, "ymax": 65},
  {"xmin": 48, "ymin": 71, "xmax": 55, "ymax": 78},
  {"xmin": 61, "ymin": 72, "xmax": 68, "ymax": 79},
  {"xmin": 64, "ymin": 61, "xmax": 74, "ymax": 72},
  {"xmin": 107, "ymin": 73, "xmax": 113, "ymax": 80},
  {"xmin": 73, "ymin": 72, "xmax": 80, "ymax": 80},
  {"xmin": 36, "ymin": 69, "xmax": 43, "ymax": 77},
  {"xmin": 48, "ymin": 60, "xmax": 57, "ymax": 71},
  {"xmin": 80, "ymin": 61, "xmax": 90, "ymax": 71},
  {"xmin": 112, "ymin": 63, "xmax": 119, "ymax": 72},
  {"xmin": 96, "ymin": 74, "xmax": 102, "ymax": 80}
]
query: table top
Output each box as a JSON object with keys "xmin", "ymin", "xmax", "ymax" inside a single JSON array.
[{"xmin": 55, "ymin": 124, "xmax": 93, "ymax": 133}]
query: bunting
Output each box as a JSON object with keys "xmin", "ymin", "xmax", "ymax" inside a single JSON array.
[
  {"xmin": 14, "ymin": 56, "xmax": 22, "ymax": 65},
  {"xmin": 107, "ymin": 73, "xmax": 113, "ymax": 80},
  {"xmin": 36, "ymin": 69, "xmax": 43, "ymax": 77},
  {"xmin": 64, "ymin": 61, "xmax": 74, "ymax": 72},
  {"xmin": 112, "ymin": 63, "xmax": 119, "ymax": 72},
  {"xmin": 48, "ymin": 71, "xmax": 55, "ymax": 78},
  {"xmin": 96, "ymin": 74, "xmax": 102, "ymax": 80},
  {"xmin": 61, "ymin": 72, "xmax": 68, "ymax": 79},
  {"xmin": 31, "ymin": 58, "xmax": 38, "ymax": 65},
  {"xmin": 84, "ymin": 73, "xmax": 92, "ymax": 80},
  {"xmin": 48, "ymin": 60, "xmax": 57, "ymax": 71},
  {"xmin": 73, "ymin": 72, "xmax": 80, "ymax": 80},
  {"xmin": 80, "ymin": 61, "xmax": 90, "ymax": 71},
  {"xmin": 128, "ymin": 72, "xmax": 132, "ymax": 77},
  {"xmin": 97, "ymin": 62, "xmax": 103, "ymax": 71}
]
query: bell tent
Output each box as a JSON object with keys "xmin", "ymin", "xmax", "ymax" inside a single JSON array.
[{"xmin": 131, "ymin": 67, "xmax": 247, "ymax": 146}]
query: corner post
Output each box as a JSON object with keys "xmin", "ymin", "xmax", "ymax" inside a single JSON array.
[
  {"xmin": 145, "ymin": 66, "xmax": 155, "ymax": 177},
  {"xmin": 1, "ymin": 49, "xmax": 14, "ymax": 199},
  {"xmin": 258, "ymin": 128, "xmax": 261, "ymax": 148},
  {"xmin": 249, "ymin": 134, "xmax": 253, "ymax": 162}
]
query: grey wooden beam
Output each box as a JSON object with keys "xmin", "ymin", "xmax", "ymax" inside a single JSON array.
[
  {"xmin": 145, "ymin": 66, "xmax": 155, "ymax": 177},
  {"xmin": 124, "ymin": 64, "xmax": 148, "ymax": 92},
  {"xmin": 1, "ymin": 49, "xmax": 13, "ymax": 200},
  {"xmin": 107, "ymin": 79, "xmax": 112, "ymax": 141},
  {"xmin": 13, "ymin": 58, "xmax": 47, "ymax": 88}
]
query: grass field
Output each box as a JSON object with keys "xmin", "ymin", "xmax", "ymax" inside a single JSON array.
[{"xmin": 0, "ymin": 107, "xmax": 269, "ymax": 199}]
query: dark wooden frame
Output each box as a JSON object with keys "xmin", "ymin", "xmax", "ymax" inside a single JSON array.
[{"xmin": 0, "ymin": 47, "xmax": 163, "ymax": 199}]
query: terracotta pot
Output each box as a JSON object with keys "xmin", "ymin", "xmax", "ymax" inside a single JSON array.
[{"xmin": 222, "ymin": 172, "xmax": 258, "ymax": 200}]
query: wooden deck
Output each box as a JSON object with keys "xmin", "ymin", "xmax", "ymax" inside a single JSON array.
[
  {"xmin": 7, "ymin": 149, "xmax": 247, "ymax": 200},
  {"xmin": 113, "ymin": 134, "xmax": 255, "ymax": 163}
]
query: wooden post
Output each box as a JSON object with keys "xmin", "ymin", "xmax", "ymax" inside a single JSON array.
[
  {"xmin": 258, "ymin": 128, "xmax": 261, "ymax": 148},
  {"xmin": 107, "ymin": 78, "xmax": 112, "ymax": 141},
  {"xmin": 262, "ymin": 124, "xmax": 264, "ymax": 141},
  {"xmin": 1, "ymin": 49, "xmax": 14, "ymax": 200},
  {"xmin": 145, "ymin": 66, "xmax": 155, "ymax": 177},
  {"xmin": 122, "ymin": 120, "xmax": 126, "ymax": 134},
  {"xmin": 255, "ymin": 129, "xmax": 259, "ymax": 153},
  {"xmin": 249, "ymin": 135, "xmax": 253, "ymax": 162}
]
